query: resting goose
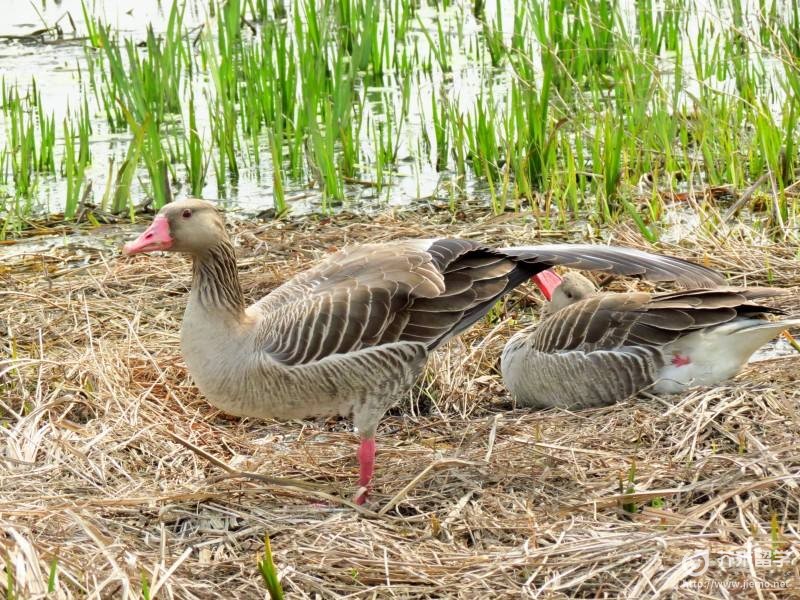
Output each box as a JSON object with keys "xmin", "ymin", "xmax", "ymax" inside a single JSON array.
[
  {"xmin": 501, "ymin": 271, "xmax": 800, "ymax": 409},
  {"xmin": 123, "ymin": 199, "xmax": 723, "ymax": 504}
]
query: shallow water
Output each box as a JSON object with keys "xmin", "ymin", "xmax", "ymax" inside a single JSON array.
[
  {"xmin": 0, "ymin": 0, "xmax": 466, "ymax": 215},
  {"xmin": 0, "ymin": 0, "xmax": 796, "ymax": 223}
]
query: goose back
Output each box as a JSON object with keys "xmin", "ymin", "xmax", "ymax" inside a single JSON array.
[
  {"xmin": 502, "ymin": 282, "xmax": 791, "ymax": 409},
  {"xmin": 250, "ymin": 239, "xmax": 530, "ymax": 366}
]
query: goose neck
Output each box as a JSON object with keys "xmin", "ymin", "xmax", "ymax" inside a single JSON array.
[{"xmin": 191, "ymin": 240, "xmax": 246, "ymax": 318}]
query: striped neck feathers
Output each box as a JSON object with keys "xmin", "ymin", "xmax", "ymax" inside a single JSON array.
[{"xmin": 191, "ymin": 240, "xmax": 245, "ymax": 316}]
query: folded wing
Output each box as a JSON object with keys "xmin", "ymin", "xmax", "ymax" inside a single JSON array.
[
  {"xmin": 254, "ymin": 239, "xmax": 726, "ymax": 366},
  {"xmin": 529, "ymin": 287, "xmax": 787, "ymax": 354}
]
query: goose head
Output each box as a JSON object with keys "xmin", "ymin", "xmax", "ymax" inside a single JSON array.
[
  {"xmin": 123, "ymin": 199, "xmax": 227, "ymax": 256},
  {"xmin": 540, "ymin": 271, "xmax": 598, "ymax": 316}
]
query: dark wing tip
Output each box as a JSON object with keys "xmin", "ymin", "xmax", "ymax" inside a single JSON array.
[{"xmin": 500, "ymin": 244, "xmax": 725, "ymax": 288}]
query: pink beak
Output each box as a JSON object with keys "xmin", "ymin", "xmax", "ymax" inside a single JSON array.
[
  {"xmin": 123, "ymin": 216, "xmax": 173, "ymax": 255},
  {"xmin": 530, "ymin": 269, "xmax": 563, "ymax": 301}
]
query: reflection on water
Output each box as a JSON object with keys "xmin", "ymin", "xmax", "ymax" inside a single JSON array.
[{"xmin": 0, "ymin": 0, "xmax": 796, "ymax": 228}]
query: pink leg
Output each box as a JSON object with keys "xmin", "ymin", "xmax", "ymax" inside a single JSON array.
[{"xmin": 355, "ymin": 437, "xmax": 376, "ymax": 505}]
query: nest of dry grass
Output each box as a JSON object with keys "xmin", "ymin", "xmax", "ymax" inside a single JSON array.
[{"xmin": 1, "ymin": 208, "xmax": 800, "ymax": 598}]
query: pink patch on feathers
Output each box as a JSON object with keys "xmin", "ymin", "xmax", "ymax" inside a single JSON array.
[{"xmin": 671, "ymin": 353, "xmax": 691, "ymax": 367}]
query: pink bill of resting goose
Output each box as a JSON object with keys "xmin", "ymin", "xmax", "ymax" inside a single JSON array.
[
  {"xmin": 501, "ymin": 271, "xmax": 800, "ymax": 410},
  {"xmin": 123, "ymin": 199, "xmax": 724, "ymax": 504}
]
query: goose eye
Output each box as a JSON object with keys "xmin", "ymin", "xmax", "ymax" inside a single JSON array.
[{"xmin": 182, "ymin": 209, "xmax": 192, "ymax": 219}]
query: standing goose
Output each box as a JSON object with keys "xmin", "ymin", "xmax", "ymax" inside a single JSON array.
[
  {"xmin": 123, "ymin": 199, "xmax": 723, "ymax": 503},
  {"xmin": 501, "ymin": 271, "xmax": 800, "ymax": 409}
]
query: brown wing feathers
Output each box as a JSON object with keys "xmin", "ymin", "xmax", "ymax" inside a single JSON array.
[
  {"xmin": 260, "ymin": 245, "xmax": 446, "ymax": 363},
  {"xmin": 502, "ymin": 244, "xmax": 724, "ymax": 287},
  {"xmin": 259, "ymin": 240, "xmax": 527, "ymax": 362},
  {"xmin": 402, "ymin": 244, "xmax": 523, "ymax": 346},
  {"xmin": 259, "ymin": 238, "xmax": 727, "ymax": 366},
  {"xmin": 532, "ymin": 287, "xmax": 787, "ymax": 354}
]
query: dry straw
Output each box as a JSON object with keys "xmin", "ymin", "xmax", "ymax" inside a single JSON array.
[{"xmin": 1, "ymin": 208, "xmax": 799, "ymax": 598}]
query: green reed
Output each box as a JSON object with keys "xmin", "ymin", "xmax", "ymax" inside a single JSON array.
[
  {"xmin": 2, "ymin": 0, "xmax": 798, "ymax": 238},
  {"xmin": 63, "ymin": 118, "xmax": 88, "ymax": 219}
]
